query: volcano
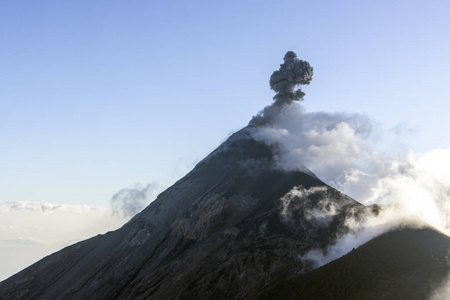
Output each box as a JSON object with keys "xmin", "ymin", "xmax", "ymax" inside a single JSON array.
[
  {"xmin": 1, "ymin": 52, "xmax": 449, "ymax": 299},
  {"xmin": 0, "ymin": 126, "xmax": 367, "ymax": 298},
  {"xmin": 1, "ymin": 126, "xmax": 448, "ymax": 299}
]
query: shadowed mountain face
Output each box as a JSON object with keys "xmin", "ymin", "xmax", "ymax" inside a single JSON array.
[
  {"xmin": 257, "ymin": 227, "xmax": 450, "ymax": 300},
  {"xmin": 0, "ymin": 127, "xmax": 365, "ymax": 299}
]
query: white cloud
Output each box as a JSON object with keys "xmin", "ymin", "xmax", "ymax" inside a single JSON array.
[
  {"xmin": 253, "ymin": 103, "xmax": 450, "ymax": 275},
  {"xmin": 337, "ymin": 149, "xmax": 450, "ymax": 237},
  {"xmin": 250, "ymin": 103, "xmax": 375, "ymax": 185}
]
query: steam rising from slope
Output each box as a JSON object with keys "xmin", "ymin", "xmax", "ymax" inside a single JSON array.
[
  {"xmin": 251, "ymin": 102, "xmax": 450, "ymax": 257},
  {"xmin": 251, "ymin": 104, "xmax": 375, "ymax": 184},
  {"xmin": 111, "ymin": 182, "xmax": 163, "ymax": 218}
]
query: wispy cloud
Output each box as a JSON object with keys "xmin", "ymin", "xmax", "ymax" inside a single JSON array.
[{"xmin": 111, "ymin": 182, "xmax": 164, "ymax": 218}]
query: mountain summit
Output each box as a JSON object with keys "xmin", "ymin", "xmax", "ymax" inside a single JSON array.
[{"xmin": 0, "ymin": 126, "xmax": 366, "ymax": 299}]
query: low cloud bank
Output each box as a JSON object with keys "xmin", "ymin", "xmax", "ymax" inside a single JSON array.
[
  {"xmin": 0, "ymin": 201, "xmax": 129, "ymax": 281},
  {"xmin": 0, "ymin": 181, "xmax": 164, "ymax": 281}
]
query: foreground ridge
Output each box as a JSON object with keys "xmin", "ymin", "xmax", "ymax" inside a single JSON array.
[{"xmin": 257, "ymin": 227, "xmax": 450, "ymax": 300}]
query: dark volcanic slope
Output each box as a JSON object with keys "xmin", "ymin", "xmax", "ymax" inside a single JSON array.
[
  {"xmin": 0, "ymin": 126, "xmax": 363, "ymax": 299},
  {"xmin": 258, "ymin": 227, "xmax": 450, "ymax": 300}
]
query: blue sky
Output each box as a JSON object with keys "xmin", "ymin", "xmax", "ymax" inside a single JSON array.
[{"xmin": 1, "ymin": 0, "xmax": 449, "ymax": 207}]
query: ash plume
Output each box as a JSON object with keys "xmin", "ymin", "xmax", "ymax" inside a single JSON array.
[
  {"xmin": 270, "ymin": 51, "xmax": 313, "ymax": 105},
  {"xmin": 251, "ymin": 51, "xmax": 313, "ymax": 125}
]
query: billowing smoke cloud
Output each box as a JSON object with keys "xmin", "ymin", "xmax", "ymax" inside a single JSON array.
[
  {"xmin": 251, "ymin": 103, "xmax": 375, "ymax": 185},
  {"xmin": 251, "ymin": 51, "xmax": 313, "ymax": 125},
  {"xmin": 111, "ymin": 182, "xmax": 163, "ymax": 218},
  {"xmin": 250, "ymin": 102, "xmax": 450, "ymax": 269},
  {"xmin": 270, "ymin": 51, "xmax": 313, "ymax": 104}
]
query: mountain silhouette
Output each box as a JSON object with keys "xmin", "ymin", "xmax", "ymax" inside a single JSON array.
[{"xmin": 0, "ymin": 126, "xmax": 375, "ymax": 299}]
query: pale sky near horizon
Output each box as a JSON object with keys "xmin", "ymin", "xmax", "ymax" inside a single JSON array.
[{"xmin": 1, "ymin": 0, "xmax": 450, "ymax": 282}]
